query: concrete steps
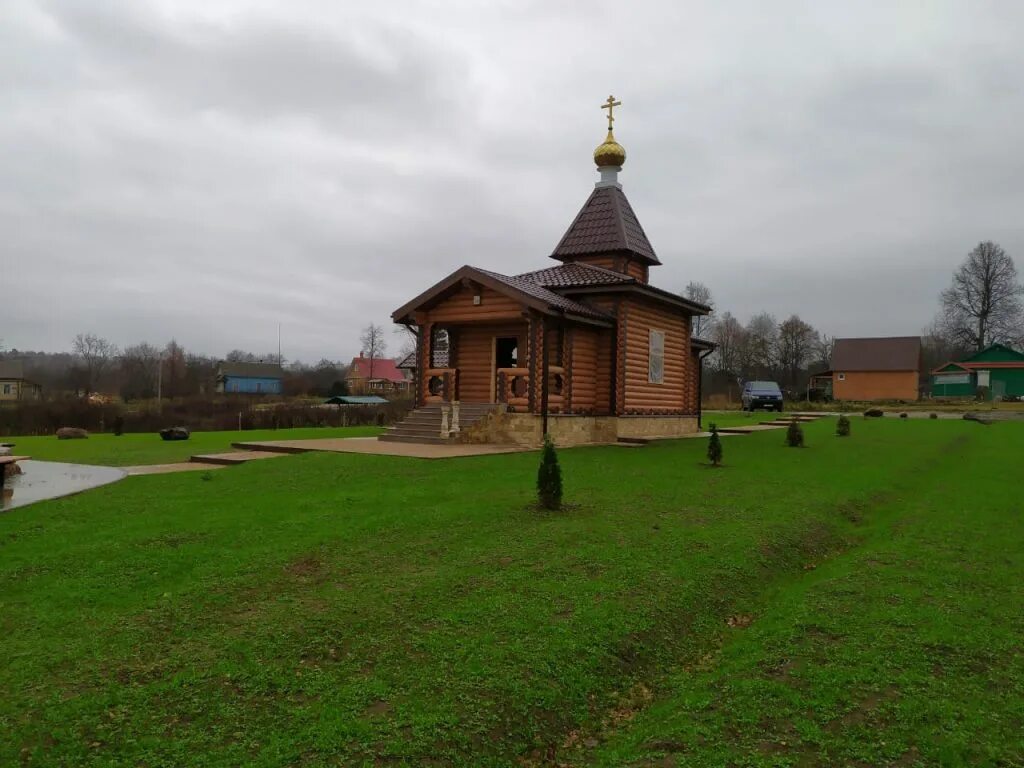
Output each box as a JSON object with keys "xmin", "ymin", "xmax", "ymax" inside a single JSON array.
[{"xmin": 380, "ymin": 403, "xmax": 501, "ymax": 444}]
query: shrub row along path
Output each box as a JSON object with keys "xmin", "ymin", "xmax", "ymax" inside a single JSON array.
[{"xmin": 0, "ymin": 418, "xmax": 1020, "ymax": 766}]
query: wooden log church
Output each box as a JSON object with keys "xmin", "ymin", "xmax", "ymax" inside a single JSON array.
[{"xmin": 388, "ymin": 97, "xmax": 713, "ymax": 446}]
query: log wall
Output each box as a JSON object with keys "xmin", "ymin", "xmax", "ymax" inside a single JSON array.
[
  {"xmin": 569, "ymin": 326, "xmax": 598, "ymax": 412},
  {"xmin": 620, "ymin": 298, "xmax": 694, "ymax": 415},
  {"xmin": 687, "ymin": 347, "xmax": 701, "ymax": 414},
  {"xmin": 453, "ymin": 323, "xmax": 527, "ymax": 403},
  {"xmin": 424, "ymin": 285, "xmax": 523, "ymax": 324},
  {"xmin": 579, "ymin": 296, "xmax": 618, "ymax": 415}
]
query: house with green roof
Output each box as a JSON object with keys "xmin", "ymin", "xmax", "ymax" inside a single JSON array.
[{"xmin": 931, "ymin": 343, "xmax": 1024, "ymax": 400}]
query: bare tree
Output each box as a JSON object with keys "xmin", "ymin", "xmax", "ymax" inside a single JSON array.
[
  {"xmin": 162, "ymin": 340, "xmax": 187, "ymax": 399},
  {"xmin": 939, "ymin": 241, "xmax": 1024, "ymax": 351},
  {"xmin": 743, "ymin": 312, "xmax": 778, "ymax": 380},
  {"xmin": 812, "ymin": 333, "xmax": 835, "ymax": 369},
  {"xmin": 776, "ymin": 315, "xmax": 819, "ymax": 388},
  {"xmin": 683, "ymin": 281, "xmax": 715, "ymax": 338},
  {"xmin": 360, "ymin": 323, "xmax": 387, "ymax": 379},
  {"xmin": 119, "ymin": 342, "xmax": 161, "ymax": 400},
  {"xmin": 72, "ymin": 333, "xmax": 118, "ymax": 395},
  {"xmin": 922, "ymin": 320, "xmax": 968, "ymax": 373},
  {"xmin": 393, "ymin": 324, "xmax": 417, "ymax": 362},
  {"xmin": 709, "ymin": 311, "xmax": 745, "ymax": 378}
]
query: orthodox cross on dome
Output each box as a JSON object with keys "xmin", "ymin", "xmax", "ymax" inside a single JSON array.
[
  {"xmin": 600, "ymin": 95, "xmax": 622, "ymax": 130},
  {"xmin": 594, "ymin": 95, "xmax": 626, "ymax": 180}
]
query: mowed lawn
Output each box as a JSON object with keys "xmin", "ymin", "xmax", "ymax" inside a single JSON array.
[
  {"xmin": 1, "ymin": 426, "xmax": 381, "ymax": 466},
  {"xmin": 1, "ymin": 420, "xmax": 1021, "ymax": 766}
]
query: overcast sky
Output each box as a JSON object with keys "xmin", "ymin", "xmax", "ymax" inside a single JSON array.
[{"xmin": 4, "ymin": 1, "xmax": 1024, "ymax": 363}]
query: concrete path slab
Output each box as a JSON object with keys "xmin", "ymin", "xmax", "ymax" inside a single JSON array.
[
  {"xmin": 717, "ymin": 424, "xmax": 787, "ymax": 433},
  {"xmin": 190, "ymin": 450, "xmax": 287, "ymax": 466},
  {"xmin": 124, "ymin": 462, "xmax": 226, "ymax": 476},
  {"xmin": 233, "ymin": 437, "xmax": 532, "ymax": 459}
]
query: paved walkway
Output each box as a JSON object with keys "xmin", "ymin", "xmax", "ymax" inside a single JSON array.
[
  {"xmin": 124, "ymin": 462, "xmax": 226, "ymax": 476},
  {"xmin": 189, "ymin": 450, "xmax": 286, "ymax": 465},
  {"xmin": 716, "ymin": 424, "xmax": 790, "ymax": 434},
  {"xmin": 233, "ymin": 437, "xmax": 532, "ymax": 459}
]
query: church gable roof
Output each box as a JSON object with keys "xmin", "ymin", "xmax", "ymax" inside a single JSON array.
[
  {"xmin": 550, "ymin": 186, "xmax": 660, "ymax": 265},
  {"xmin": 475, "ymin": 268, "xmax": 614, "ymax": 322},
  {"xmin": 391, "ymin": 265, "xmax": 614, "ymax": 326}
]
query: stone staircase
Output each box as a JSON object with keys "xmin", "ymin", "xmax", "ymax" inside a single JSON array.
[{"xmin": 379, "ymin": 403, "xmax": 501, "ymax": 445}]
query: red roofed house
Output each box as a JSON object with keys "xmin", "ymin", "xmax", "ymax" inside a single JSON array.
[
  {"xmin": 346, "ymin": 354, "xmax": 411, "ymax": 395},
  {"xmin": 386, "ymin": 98, "xmax": 714, "ymax": 446}
]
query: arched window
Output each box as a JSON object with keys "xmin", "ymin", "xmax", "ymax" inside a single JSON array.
[{"xmin": 431, "ymin": 327, "xmax": 450, "ymax": 368}]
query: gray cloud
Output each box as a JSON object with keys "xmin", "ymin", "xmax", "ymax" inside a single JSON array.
[{"xmin": 4, "ymin": 1, "xmax": 1024, "ymax": 361}]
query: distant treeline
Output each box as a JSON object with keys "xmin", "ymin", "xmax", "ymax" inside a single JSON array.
[{"xmin": 1, "ymin": 340, "xmax": 353, "ymax": 400}]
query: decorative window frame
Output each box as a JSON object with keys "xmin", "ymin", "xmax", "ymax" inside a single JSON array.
[{"xmin": 648, "ymin": 329, "xmax": 665, "ymax": 384}]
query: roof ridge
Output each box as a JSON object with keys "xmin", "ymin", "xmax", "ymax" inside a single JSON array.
[
  {"xmin": 572, "ymin": 262, "xmax": 638, "ymax": 281},
  {"xmin": 515, "ymin": 262, "xmax": 635, "ymax": 282}
]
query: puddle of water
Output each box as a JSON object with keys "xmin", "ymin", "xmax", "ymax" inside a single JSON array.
[{"xmin": 1, "ymin": 460, "xmax": 126, "ymax": 511}]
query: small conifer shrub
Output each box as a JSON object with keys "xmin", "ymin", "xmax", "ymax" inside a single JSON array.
[
  {"xmin": 786, "ymin": 418, "xmax": 805, "ymax": 448},
  {"xmin": 537, "ymin": 434, "xmax": 563, "ymax": 510},
  {"xmin": 707, "ymin": 422, "xmax": 723, "ymax": 466},
  {"xmin": 836, "ymin": 414, "xmax": 851, "ymax": 437}
]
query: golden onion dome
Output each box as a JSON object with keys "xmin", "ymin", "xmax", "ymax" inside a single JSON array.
[{"xmin": 594, "ymin": 129, "xmax": 626, "ymax": 168}]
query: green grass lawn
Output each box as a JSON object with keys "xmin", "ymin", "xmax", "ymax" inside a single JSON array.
[
  {"xmin": 2, "ymin": 426, "xmax": 381, "ymax": 466},
  {"xmin": 1, "ymin": 418, "xmax": 1021, "ymax": 766},
  {"xmin": 703, "ymin": 410, "xmax": 787, "ymax": 428}
]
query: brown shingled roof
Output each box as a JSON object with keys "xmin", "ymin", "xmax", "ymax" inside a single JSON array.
[
  {"xmin": 550, "ymin": 186, "xmax": 660, "ymax": 265},
  {"xmin": 391, "ymin": 265, "xmax": 614, "ymax": 326},
  {"xmin": 0, "ymin": 360, "xmax": 27, "ymax": 379},
  {"xmin": 475, "ymin": 268, "xmax": 614, "ymax": 321},
  {"xmin": 831, "ymin": 337, "xmax": 922, "ymax": 372},
  {"xmin": 517, "ymin": 262, "xmax": 636, "ymax": 288}
]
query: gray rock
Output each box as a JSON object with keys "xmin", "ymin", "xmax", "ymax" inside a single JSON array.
[
  {"xmin": 56, "ymin": 427, "xmax": 89, "ymax": 440},
  {"xmin": 159, "ymin": 427, "xmax": 191, "ymax": 441}
]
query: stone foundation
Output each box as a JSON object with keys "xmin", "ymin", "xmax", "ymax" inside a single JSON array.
[
  {"xmin": 615, "ymin": 415, "xmax": 701, "ymax": 440},
  {"xmin": 462, "ymin": 411, "xmax": 699, "ymax": 447}
]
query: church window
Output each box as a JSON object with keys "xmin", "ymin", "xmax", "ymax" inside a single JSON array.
[
  {"xmin": 649, "ymin": 329, "xmax": 665, "ymax": 384},
  {"xmin": 431, "ymin": 327, "xmax": 450, "ymax": 368}
]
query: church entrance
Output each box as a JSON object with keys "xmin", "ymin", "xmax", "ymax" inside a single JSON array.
[
  {"xmin": 493, "ymin": 336, "xmax": 523, "ymax": 404},
  {"xmin": 495, "ymin": 337, "xmax": 518, "ymax": 369}
]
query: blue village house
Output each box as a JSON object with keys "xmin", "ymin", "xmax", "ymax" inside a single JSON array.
[{"xmin": 215, "ymin": 361, "xmax": 283, "ymax": 395}]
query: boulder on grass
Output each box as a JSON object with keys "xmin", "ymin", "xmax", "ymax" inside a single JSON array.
[
  {"xmin": 159, "ymin": 427, "xmax": 191, "ymax": 441},
  {"xmin": 963, "ymin": 413, "xmax": 993, "ymax": 426},
  {"xmin": 863, "ymin": 409, "xmax": 884, "ymax": 418},
  {"xmin": 56, "ymin": 427, "xmax": 89, "ymax": 440}
]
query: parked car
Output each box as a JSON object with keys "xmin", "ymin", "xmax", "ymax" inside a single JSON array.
[{"xmin": 741, "ymin": 381, "xmax": 784, "ymax": 412}]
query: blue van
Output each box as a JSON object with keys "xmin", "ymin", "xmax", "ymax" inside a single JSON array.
[{"xmin": 741, "ymin": 381, "xmax": 784, "ymax": 412}]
